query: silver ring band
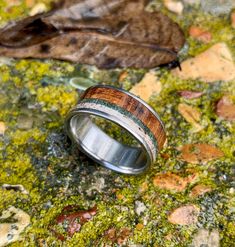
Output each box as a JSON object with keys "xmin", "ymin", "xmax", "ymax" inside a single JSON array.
[{"xmin": 65, "ymin": 85, "xmax": 166, "ymax": 174}]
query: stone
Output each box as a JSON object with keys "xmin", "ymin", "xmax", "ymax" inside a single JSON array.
[
  {"xmin": 231, "ymin": 11, "xmax": 235, "ymax": 28},
  {"xmin": 216, "ymin": 96, "xmax": 235, "ymax": 121},
  {"xmin": 29, "ymin": 3, "xmax": 47, "ymax": 16},
  {"xmin": 164, "ymin": 0, "xmax": 184, "ymax": 15},
  {"xmin": 201, "ymin": 0, "xmax": 235, "ymax": 16},
  {"xmin": 0, "ymin": 206, "xmax": 30, "ymax": 247},
  {"xmin": 190, "ymin": 229, "xmax": 220, "ymax": 247},
  {"xmin": 172, "ymin": 43, "xmax": 235, "ymax": 83},
  {"xmin": 69, "ymin": 77, "xmax": 96, "ymax": 91},
  {"xmin": 180, "ymin": 143, "xmax": 224, "ymax": 164},
  {"xmin": 135, "ymin": 201, "xmax": 147, "ymax": 216},
  {"xmin": 189, "ymin": 184, "xmax": 212, "ymax": 198},
  {"xmin": 1, "ymin": 184, "xmax": 29, "ymax": 194},
  {"xmin": 153, "ymin": 172, "xmax": 198, "ymax": 192},
  {"xmin": 17, "ymin": 115, "xmax": 33, "ymax": 130},
  {"xmin": 189, "ymin": 26, "xmax": 212, "ymax": 43},
  {"xmin": 168, "ymin": 204, "xmax": 200, "ymax": 225},
  {"xmin": 130, "ymin": 71, "xmax": 162, "ymax": 102},
  {"xmin": 0, "ymin": 121, "xmax": 6, "ymax": 135},
  {"xmin": 182, "ymin": 0, "xmax": 200, "ymax": 5},
  {"xmin": 178, "ymin": 103, "xmax": 203, "ymax": 132}
]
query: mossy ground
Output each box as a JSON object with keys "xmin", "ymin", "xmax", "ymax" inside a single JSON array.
[{"xmin": 0, "ymin": 0, "xmax": 234, "ymax": 246}]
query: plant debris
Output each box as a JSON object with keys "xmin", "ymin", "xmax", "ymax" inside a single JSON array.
[
  {"xmin": 179, "ymin": 143, "xmax": 224, "ymax": 164},
  {"xmin": 216, "ymin": 95, "xmax": 235, "ymax": 121},
  {"xmin": 0, "ymin": 0, "xmax": 185, "ymax": 69},
  {"xmin": 178, "ymin": 90, "xmax": 204, "ymax": 99}
]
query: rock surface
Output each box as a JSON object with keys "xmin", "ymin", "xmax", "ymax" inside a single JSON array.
[
  {"xmin": 168, "ymin": 204, "xmax": 200, "ymax": 225},
  {"xmin": 0, "ymin": 206, "xmax": 30, "ymax": 247},
  {"xmin": 130, "ymin": 72, "xmax": 162, "ymax": 102},
  {"xmin": 172, "ymin": 43, "xmax": 235, "ymax": 82},
  {"xmin": 164, "ymin": 0, "xmax": 184, "ymax": 15},
  {"xmin": 190, "ymin": 229, "xmax": 220, "ymax": 247},
  {"xmin": 201, "ymin": 0, "xmax": 235, "ymax": 16}
]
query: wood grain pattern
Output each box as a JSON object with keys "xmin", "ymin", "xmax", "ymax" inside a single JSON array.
[{"xmin": 81, "ymin": 86, "xmax": 166, "ymax": 149}]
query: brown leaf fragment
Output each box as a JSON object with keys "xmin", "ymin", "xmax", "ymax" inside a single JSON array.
[
  {"xmin": 179, "ymin": 90, "xmax": 204, "ymax": 99},
  {"xmin": 168, "ymin": 204, "xmax": 200, "ymax": 225},
  {"xmin": 180, "ymin": 143, "xmax": 224, "ymax": 164},
  {"xmin": 189, "ymin": 26, "xmax": 212, "ymax": 43},
  {"xmin": 153, "ymin": 172, "xmax": 198, "ymax": 192},
  {"xmin": 0, "ymin": 0, "xmax": 185, "ymax": 69},
  {"xmin": 216, "ymin": 95, "xmax": 235, "ymax": 121},
  {"xmin": 231, "ymin": 10, "xmax": 235, "ymax": 28},
  {"xmin": 178, "ymin": 103, "xmax": 203, "ymax": 132},
  {"xmin": 189, "ymin": 184, "xmax": 212, "ymax": 198}
]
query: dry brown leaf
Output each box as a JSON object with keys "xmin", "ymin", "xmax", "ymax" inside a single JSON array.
[
  {"xmin": 189, "ymin": 26, "xmax": 212, "ymax": 43},
  {"xmin": 216, "ymin": 95, "xmax": 235, "ymax": 121},
  {"xmin": 178, "ymin": 103, "xmax": 203, "ymax": 132},
  {"xmin": 179, "ymin": 90, "xmax": 204, "ymax": 99},
  {"xmin": 180, "ymin": 143, "xmax": 224, "ymax": 164},
  {"xmin": 168, "ymin": 204, "xmax": 200, "ymax": 225},
  {"xmin": 153, "ymin": 172, "xmax": 198, "ymax": 192},
  {"xmin": 189, "ymin": 184, "xmax": 212, "ymax": 198}
]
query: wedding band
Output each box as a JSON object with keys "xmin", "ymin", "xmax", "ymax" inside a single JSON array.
[{"xmin": 65, "ymin": 85, "xmax": 166, "ymax": 174}]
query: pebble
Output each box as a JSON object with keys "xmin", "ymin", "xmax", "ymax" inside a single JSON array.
[
  {"xmin": 168, "ymin": 204, "xmax": 200, "ymax": 225},
  {"xmin": 0, "ymin": 121, "xmax": 6, "ymax": 135},
  {"xmin": 189, "ymin": 26, "xmax": 212, "ymax": 43},
  {"xmin": 0, "ymin": 206, "xmax": 30, "ymax": 247},
  {"xmin": 178, "ymin": 103, "xmax": 203, "ymax": 132},
  {"xmin": 69, "ymin": 77, "xmax": 96, "ymax": 91},
  {"xmin": 216, "ymin": 95, "xmax": 235, "ymax": 121},
  {"xmin": 164, "ymin": 0, "xmax": 184, "ymax": 15},
  {"xmin": 190, "ymin": 229, "xmax": 220, "ymax": 247},
  {"xmin": 1, "ymin": 184, "xmax": 29, "ymax": 195},
  {"xmin": 180, "ymin": 143, "xmax": 224, "ymax": 164},
  {"xmin": 231, "ymin": 11, "xmax": 235, "ymax": 28},
  {"xmin": 201, "ymin": 0, "xmax": 235, "ymax": 16},
  {"xmin": 29, "ymin": 3, "xmax": 47, "ymax": 16},
  {"xmin": 189, "ymin": 184, "xmax": 212, "ymax": 198},
  {"xmin": 130, "ymin": 71, "xmax": 162, "ymax": 102},
  {"xmin": 17, "ymin": 115, "xmax": 33, "ymax": 130},
  {"xmin": 153, "ymin": 172, "xmax": 198, "ymax": 192},
  {"xmin": 172, "ymin": 43, "xmax": 235, "ymax": 83},
  {"xmin": 135, "ymin": 201, "xmax": 147, "ymax": 216}
]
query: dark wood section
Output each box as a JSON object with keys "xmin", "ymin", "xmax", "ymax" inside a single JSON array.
[{"xmin": 82, "ymin": 86, "xmax": 166, "ymax": 149}]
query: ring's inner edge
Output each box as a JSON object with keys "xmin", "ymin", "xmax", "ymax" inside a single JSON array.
[{"xmin": 70, "ymin": 114, "xmax": 149, "ymax": 173}]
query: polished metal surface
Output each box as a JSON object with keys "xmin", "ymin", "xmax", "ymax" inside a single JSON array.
[{"xmin": 65, "ymin": 85, "xmax": 164, "ymax": 175}]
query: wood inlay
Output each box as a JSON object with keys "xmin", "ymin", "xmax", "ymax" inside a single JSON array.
[{"xmin": 81, "ymin": 86, "xmax": 166, "ymax": 150}]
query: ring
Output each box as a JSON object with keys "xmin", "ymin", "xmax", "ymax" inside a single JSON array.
[{"xmin": 65, "ymin": 85, "xmax": 166, "ymax": 174}]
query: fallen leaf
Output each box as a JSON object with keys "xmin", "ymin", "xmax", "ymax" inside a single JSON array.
[
  {"xmin": 189, "ymin": 26, "xmax": 212, "ymax": 43},
  {"xmin": 178, "ymin": 103, "xmax": 203, "ymax": 132},
  {"xmin": 51, "ymin": 205, "xmax": 97, "ymax": 240},
  {"xmin": 153, "ymin": 172, "xmax": 198, "ymax": 192},
  {"xmin": 130, "ymin": 71, "xmax": 162, "ymax": 102},
  {"xmin": 0, "ymin": 0, "xmax": 185, "ymax": 69},
  {"xmin": 179, "ymin": 90, "xmax": 204, "ymax": 99},
  {"xmin": 216, "ymin": 95, "xmax": 235, "ymax": 121},
  {"xmin": 189, "ymin": 184, "xmax": 212, "ymax": 198},
  {"xmin": 231, "ymin": 11, "xmax": 235, "ymax": 28},
  {"xmin": 168, "ymin": 204, "xmax": 200, "ymax": 225},
  {"xmin": 180, "ymin": 143, "xmax": 224, "ymax": 164}
]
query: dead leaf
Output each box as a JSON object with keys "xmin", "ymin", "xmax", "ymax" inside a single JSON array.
[
  {"xmin": 189, "ymin": 26, "xmax": 212, "ymax": 43},
  {"xmin": 153, "ymin": 172, "xmax": 198, "ymax": 192},
  {"xmin": 216, "ymin": 95, "xmax": 235, "ymax": 121},
  {"xmin": 179, "ymin": 90, "xmax": 204, "ymax": 99},
  {"xmin": 0, "ymin": 0, "xmax": 185, "ymax": 69},
  {"xmin": 189, "ymin": 184, "xmax": 212, "ymax": 198},
  {"xmin": 168, "ymin": 204, "xmax": 200, "ymax": 225},
  {"xmin": 178, "ymin": 103, "xmax": 203, "ymax": 132},
  {"xmin": 180, "ymin": 143, "xmax": 224, "ymax": 164}
]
